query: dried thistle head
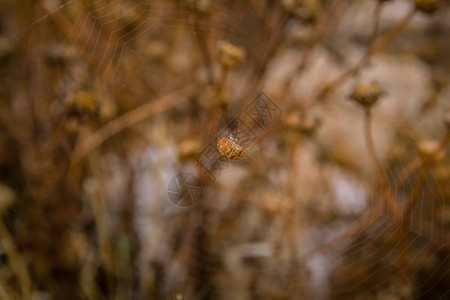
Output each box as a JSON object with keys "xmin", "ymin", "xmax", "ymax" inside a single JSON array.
[
  {"xmin": 44, "ymin": 45, "xmax": 76, "ymax": 66},
  {"xmin": 349, "ymin": 82, "xmax": 385, "ymax": 108},
  {"xmin": 414, "ymin": 0, "xmax": 440, "ymax": 14},
  {"xmin": 283, "ymin": 0, "xmax": 322, "ymax": 23},
  {"xmin": 300, "ymin": 114, "xmax": 321, "ymax": 135},
  {"xmin": 285, "ymin": 112, "xmax": 321, "ymax": 136},
  {"xmin": 66, "ymin": 90, "xmax": 100, "ymax": 121},
  {"xmin": 217, "ymin": 41, "xmax": 246, "ymax": 69},
  {"xmin": 418, "ymin": 139, "xmax": 444, "ymax": 163},
  {"xmin": 177, "ymin": 136, "xmax": 202, "ymax": 160}
]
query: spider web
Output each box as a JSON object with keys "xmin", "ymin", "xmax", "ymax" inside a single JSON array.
[{"xmin": 5, "ymin": 0, "xmax": 450, "ymax": 299}]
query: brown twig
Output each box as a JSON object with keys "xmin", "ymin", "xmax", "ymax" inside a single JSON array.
[
  {"xmin": 313, "ymin": 1, "xmax": 385, "ymax": 102},
  {"xmin": 364, "ymin": 108, "xmax": 384, "ymax": 179},
  {"xmin": 402, "ymin": 132, "xmax": 450, "ymax": 220},
  {"xmin": 70, "ymin": 84, "xmax": 198, "ymax": 166}
]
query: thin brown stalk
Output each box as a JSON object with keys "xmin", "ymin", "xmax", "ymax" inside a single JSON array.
[
  {"xmin": 216, "ymin": 66, "xmax": 229, "ymax": 95},
  {"xmin": 402, "ymin": 166, "xmax": 430, "ymax": 220},
  {"xmin": 0, "ymin": 283, "xmax": 18, "ymax": 300},
  {"xmin": 0, "ymin": 100, "xmax": 29, "ymax": 147},
  {"xmin": 242, "ymin": 9, "xmax": 290, "ymax": 105},
  {"xmin": 0, "ymin": 217, "xmax": 32, "ymax": 298},
  {"xmin": 402, "ymin": 132, "xmax": 450, "ymax": 220},
  {"xmin": 364, "ymin": 108, "xmax": 384, "ymax": 180},
  {"xmin": 314, "ymin": 1, "xmax": 384, "ymax": 101},
  {"xmin": 70, "ymin": 84, "xmax": 197, "ymax": 166},
  {"xmin": 363, "ymin": 108, "xmax": 403, "ymax": 220},
  {"xmin": 294, "ymin": 2, "xmax": 414, "ymax": 112},
  {"xmin": 395, "ymin": 156, "xmax": 423, "ymax": 189},
  {"xmin": 369, "ymin": 6, "xmax": 416, "ymax": 56},
  {"xmin": 287, "ymin": 134, "xmax": 302, "ymax": 199},
  {"xmin": 87, "ymin": 151, "xmax": 117, "ymax": 297}
]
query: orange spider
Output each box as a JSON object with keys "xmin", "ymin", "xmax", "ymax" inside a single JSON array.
[{"xmin": 217, "ymin": 135, "xmax": 252, "ymax": 161}]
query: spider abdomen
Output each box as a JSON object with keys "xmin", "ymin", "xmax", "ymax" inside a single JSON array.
[{"xmin": 217, "ymin": 137, "xmax": 251, "ymax": 161}]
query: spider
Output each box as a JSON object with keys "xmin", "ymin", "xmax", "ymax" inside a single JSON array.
[{"xmin": 217, "ymin": 134, "xmax": 252, "ymax": 161}]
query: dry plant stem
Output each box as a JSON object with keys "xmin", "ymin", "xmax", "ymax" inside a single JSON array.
[
  {"xmin": 242, "ymin": 11, "xmax": 290, "ymax": 104},
  {"xmin": 363, "ymin": 108, "xmax": 403, "ymax": 220},
  {"xmin": 402, "ymin": 166, "xmax": 430, "ymax": 220},
  {"xmin": 295, "ymin": 3, "xmax": 413, "ymax": 112},
  {"xmin": 403, "ymin": 132, "xmax": 450, "ymax": 220},
  {"xmin": 216, "ymin": 66, "xmax": 228, "ymax": 95},
  {"xmin": 285, "ymin": 135, "xmax": 302, "ymax": 293},
  {"xmin": 395, "ymin": 156, "xmax": 423, "ymax": 188},
  {"xmin": 71, "ymin": 84, "xmax": 197, "ymax": 166},
  {"xmin": 397, "ymin": 132, "xmax": 450, "ymax": 271},
  {"xmin": 280, "ymin": 0, "xmax": 339, "ymax": 99},
  {"xmin": 0, "ymin": 217, "xmax": 32, "ymax": 298},
  {"xmin": 313, "ymin": 132, "xmax": 449, "ymax": 269},
  {"xmin": 192, "ymin": 8, "xmax": 215, "ymax": 86},
  {"xmin": 87, "ymin": 151, "xmax": 118, "ymax": 298},
  {"xmin": 0, "ymin": 100, "xmax": 29, "ymax": 147},
  {"xmin": 0, "ymin": 283, "xmax": 18, "ymax": 300},
  {"xmin": 305, "ymin": 206, "xmax": 383, "ymax": 258},
  {"xmin": 313, "ymin": 1, "xmax": 384, "ymax": 101},
  {"xmin": 256, "ymin": 0, "xmax": 275, "ymax": 53},
  {"xmin": 196, "ymin": 169, "xmax": 249, "ymax": 201},
  {"xmin": 364, "ymin": 108, "xmax": 384, "ymax": 180},
  {"xmin": 80, "ymin": 248, "xmax": 101, "ymax": 300},
  {"xmin": 287, "ymin": 134, "xmax": 302, "ymax": 198},
  {"xmin": 278, "ymin": 29, "xmax": 318, "ymax": 102},
  {"xmin": 396, "ymin": 164, "xmax": 431, "ymax": 273},
  {"xmin": 369, "ymin": 6, "xmax": 416, "ymax": 56},
  {"xmin": 277, "ymin": 4, "xmax": 335, "ymax": 102}
]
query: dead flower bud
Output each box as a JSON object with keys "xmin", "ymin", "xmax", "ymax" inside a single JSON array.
[
  {"xmin": 349, "ymin": 82, "xmax": 385, "ymax": 108},
  {"xmin": 299, "ymin": 113, "xmax": 321, "ymax": 136},
  {"xmin": 177, "ymin": 137, "xmax": 202, "ymax": 160},
  {"xmin": 284, "ymin": 111, "xmax": 301, "ymax": 130},
  {"xmin": 217, "ymin": 41, "xmax": 246, "ymax": 69},
  {"xmin": 414, "ymin": 0, "xmax": 440, "ymax": 14},
  {"xmin": 284, "ymin": 112, "xmax": 321, "ymax": 136},
  {"xmin": 418, "ymin": 139, "xmax": 444, "ymax": 163},
  {"xmin": 283, "ymin": 0, "xmax": 322, "ymax": 23},
  {"xmin": 66, "ymin": 90, "xmax": 101, "ymax": 121}
]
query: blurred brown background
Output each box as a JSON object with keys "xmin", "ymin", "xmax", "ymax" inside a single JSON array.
[{"xmin": 1, "ymin": 0, "xmax": 450, "ymax": 299}]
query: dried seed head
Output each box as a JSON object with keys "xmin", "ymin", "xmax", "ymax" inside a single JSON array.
[
  {"xmin": 284, "ymin": 112, "xmax": 301, "ymax": 129},
  {"xmin": 177, "ymin": 137, "xmax": 202, "ymax": 160},
  {"xmin": 145, "ymin": 41, "xmax": 169, "ymax": 62},
  {"xmin": 300, "ymin": 114, "xmax": 321, "ymax": 135},
  {"xmin": 284, "ymin": 112, "xmax": 321, "ymax": 136},
  {"xmin": 214, "ymin": 90, "xmax": 230, "ymax": 108},
  {"xmin": 283, "ymin": 0, "xmax": 322, "ymax": 23},
  {"xmin": 414, "ymin": 0, "xmax": 440, "ymax": 14},
  {"xmin": 418, "ymin": 139, "xmax": 444, "ymax": 163},
  {"xmin": 349, "ymin": 82, "xmax": 385, "ymax": 108},
  {"xmin": 217, "ymin": 41, "xmax": 246, "ymax": 69},
  {"xmin": 44, "ymin": 45, "xmax": 76, "ymax": 65},
  {"xmin": 66, "ymin": 90, "xmax": 101, "ymax": 121}
]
